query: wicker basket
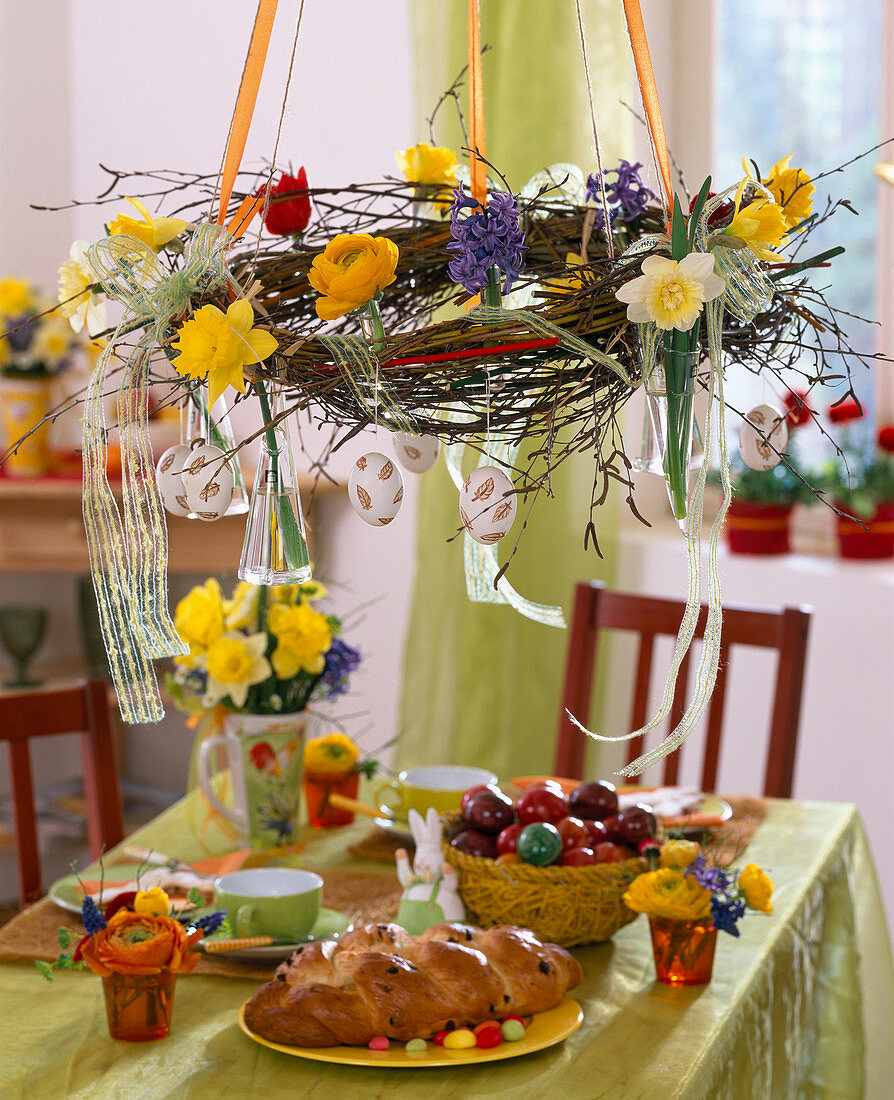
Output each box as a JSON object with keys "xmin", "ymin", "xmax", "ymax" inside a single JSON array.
[{"xmin": 442, "ymin": 816, "xmax": 646, "ymax": 947}]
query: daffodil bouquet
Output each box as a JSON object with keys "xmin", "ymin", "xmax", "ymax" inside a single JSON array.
[
  {"xmin": 625, "ymin": 839, "xmax": 773, "ymax": 936},
  {"xmin": 166, "ymin": 577, "xmax": 361, "ymax": 717},
  {"xmin": 0, "ymin": 276, "xmax": 86, "ymax": 379}
]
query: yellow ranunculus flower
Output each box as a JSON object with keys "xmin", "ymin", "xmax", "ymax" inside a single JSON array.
[
  {"xmin": 205, "ymin": 631, "xmax": 271, "ymax": 709},
  {"xmin": 738, "ymin": 863, "xmax": 773, "ymax": 913},
  {"xmin": 304, "ymin": 732, "xmax": 360, "ymax": 777},
  {"xmin": 763, "ymin": 155, "xmax": 814, "ymax": 231},
  {"xmin": 133, "ymin": 887, "xmax": 170, "ymax": 917},
  {"xmin": 108, "ymin": 197, "xmax": 187, "ymax": 251},
  {"xmin": 659, "ymin": 839, "xmax": 701, "ymax": 869},
  {"xmin": 174, "ymin": 578, "xmax": 225, "ymax": 667},
  {"xmin": 170, "ymin": 298, "xmax": 278, "ymax": 408},
  {"xmin": 396, "ymin": 143, "xmax": 459, "ymax": 188},
  {"xmin": 623, "ymin": 868, "xmax": 712, "ymax": 921},
  {"xmin": 0, "ymin": 278, "xmax": 33, "ymax": 316},
  {"xmin": 308, "ymin": 233, "xmax": 399, "ymax": 321},
  {"xmin": 726, "ymin": 199, "xmax": 788, "ymax": 262}
]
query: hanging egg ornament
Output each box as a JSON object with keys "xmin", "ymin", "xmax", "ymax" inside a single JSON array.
[
  {"xmin": 155, "ymin": 444, "xmax": 191, "ymax": 518},
  {"xmin": 392, "ymin": 431, "xmax": 440, "ymax": 474},
  {"xmin": 738, "ymin": 404, "xmax": 789, "ymax": 471},
  {"xmin": 348, "ymin": 451, "xmax": 404, "ymax": 526},
  {"xmin": 458, "ymin": 465, "xmax": 517, "ymax": 545},
  {"xmin": 181, "ymin": 442, "xmax": 234, "ymax": 522}
]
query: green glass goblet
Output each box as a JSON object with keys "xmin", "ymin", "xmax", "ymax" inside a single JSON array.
[{"xmin": 0, "ymin": 607, "xmax": 47, "ymax": 687}]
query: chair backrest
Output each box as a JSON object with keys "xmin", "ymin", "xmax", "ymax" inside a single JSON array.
[
  {"xmin": 554, "ymin": 582, "xmax": 812, "ymax": 797},
  {"xmin": 0, "ymin": 679, "xmax": 124, "ymax": 907}
]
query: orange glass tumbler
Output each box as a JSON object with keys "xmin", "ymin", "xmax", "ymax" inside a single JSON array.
[
  {"xmin": 101, "ymin": 970, "xmax": 177, "ymax": 1041},
  {"xmin": 303, "ymin": 769, "xmax": 360, "ymax": 828},
  {"xmin": 648, "ymin": 916, "xmax": 717, "ymax": 985}
]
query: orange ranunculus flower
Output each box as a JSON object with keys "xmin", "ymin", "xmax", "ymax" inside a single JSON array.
[
  {"xmin": 307, "ymin": 233, "xmax": 399, "ymax": 320},
  {"xmin": 78, "ymin": 910, "xmax": 202, "ymax": 977}
]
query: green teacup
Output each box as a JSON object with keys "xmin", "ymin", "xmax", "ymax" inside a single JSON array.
[{"xmin": 214, "ymin": 868, "xmax": 323, "ymax": 942}]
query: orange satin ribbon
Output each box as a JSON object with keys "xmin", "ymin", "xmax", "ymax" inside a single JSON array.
[
  {"xmin": 467, "ymin": 0, "xmax": 487, "ymax": 204},
  {"xmin": 622, "ymin": 0, "xmax": 673, "ymax": 213},
  {"xmin": 216, "ymin": 0, "xmax": 280, "ymax": 238}
]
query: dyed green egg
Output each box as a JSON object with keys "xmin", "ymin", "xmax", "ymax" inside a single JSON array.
[{"xmin": 517, "ymin": 822, "xmax": 562, "ymax": 866}]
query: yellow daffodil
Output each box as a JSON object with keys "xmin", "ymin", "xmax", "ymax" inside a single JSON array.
[
  {"xmin": 174, "ymin": 578, "xmax": 225, "ymax": 667},
  {"xmin": 133, "ymin": 887, "xmax": 170, "ymax": 917},
  {"xmin": 738, "ymin": 863, "xmax": 774, "ymax": 913},
  {"xmin": 763, "ymin": 155, "xmax": 815, "ymax": 231},
  {"xmin": 396, "ymin": 143, "xmax": 459, "ymax": 187},
  {"xmin": 204, "ymin": 632, "xmax": 271, "ymax": 709},
  {"xmin": 170, "ymin": 298, "xmax": 278, "ymax": 408},
  {"xmin": 0, "ymin": 278, "xmax": 33, "ymax": 317},
  {"xmin": 623, "ymin": 868, "xmax": 712, "ymax": 922},
  {"xmin": 57, "ymin": 240, "xmax": 108, "ymax": 336},
  {"xmin": 615, "ymin": 252, "xmax": 726, "ymax": 331},
  {"xmin": 108, "ymin": 197, "xmax": 187, "ymax": 251},
  {"xmin": 222, "ymin": 581, "xmax": 260, "ymax": 632},
  {"xmin": 726, "ymin": 199, "xmax": 788, "ymax": 262},
  {"xmin": 298, "ymin": 579, "xmax": 327, "ymax": 603},
  {"xmin": 659, "ymin": 839, "xmax": 701, "ymax": 869},
  {"xmin": 268, "ymin": 602, "xmax": 332, "ymax": 677},
  {"xmin": 304, "ymin": 732, "xmax": 360, "ymax": 777},
  {"xmin": 308, "ymin": 233, "xmax": 399, "ymax": 321}
]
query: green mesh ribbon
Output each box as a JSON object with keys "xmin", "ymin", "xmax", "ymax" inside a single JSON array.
[
  {"xmin": 83, "ymin": 225, "xmax": 236, "ymax": 723},
  {"xmin": 318, "ymin": 333, "xmax": 418, "ymax": 434}
]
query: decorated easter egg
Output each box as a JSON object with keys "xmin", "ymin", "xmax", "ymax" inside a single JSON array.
[
  {"xmin": 392, "ymin": 431, "xmax": 440, "ymax": 474},
  {"xmin": 155, "ymin": 444, "xmax": 191, "ymax": 518},
  {"xmin": 181, "ymin": 443, "xmax": 234, "ymax": 522},
  {"xmin": 738, "ymin": 404, "xmax": 788, "ymax": 470},
  {"xmin": 458, "ymin": 465, "xmax": 517, "ymax": 545},
  {"xmin": 348, "ymin": 451, "xmax": 404, "ymax": 526}
]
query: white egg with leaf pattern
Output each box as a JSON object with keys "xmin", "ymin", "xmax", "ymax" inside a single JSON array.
[
  {"xmin": 738, "ymin": 403, "xmax": 788, "ymax": 471},
  {"xmin": 181, "ymin": 443, "xmax": 234, "ymax": 522},
  {"xmin": 348, "ymin": 451, "xmax": 404, "ymax": 526},
  {"xmin": 392, "ymin": 431, "xmax": 440, "ymax": 474},
  {"xmin": 155, "ymin": 444, "xmax": 191, "ymax": 518},
  {"xmin": 459, "ymin": 465, "xmax": 517, "ymax": 544}
]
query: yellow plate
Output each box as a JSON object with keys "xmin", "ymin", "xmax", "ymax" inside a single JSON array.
[{"xmin": 238, "ymin": 995, "xmax": 583, "ymax": 1067}]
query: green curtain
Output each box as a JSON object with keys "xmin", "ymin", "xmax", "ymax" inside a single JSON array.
[{"xmin": 397, "ymin": 1, "xmax": 633, "ymax": 780}]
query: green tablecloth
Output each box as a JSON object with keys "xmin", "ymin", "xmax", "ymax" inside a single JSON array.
[{"xmin": 1, "ymin": 799, "xmax": 891, "ymax": 1099}]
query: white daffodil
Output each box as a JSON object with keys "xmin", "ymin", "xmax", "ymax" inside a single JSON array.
[
  {"xmin": 223, "ymin": 581, "xmax": 260, "ymax": 631},
  {"xmin": 58, "ymin": 240, "xmax": 107, "ymax": 336},
  {"xmin": 615, "ymin": 252, "xmax": 726, "ymax": 332},
  {"xmin": 203, "ymin": 631, "xmax": 271, "ymax": 709}
]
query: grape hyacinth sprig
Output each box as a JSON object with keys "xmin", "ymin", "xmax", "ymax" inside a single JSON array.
[
  {"xmin": 686, "ymin": 855, "xmax": 748, "ymax": 937},
  {"xmin": 446, "ymin": 183, "xmax": 527, "ymax": 301}
]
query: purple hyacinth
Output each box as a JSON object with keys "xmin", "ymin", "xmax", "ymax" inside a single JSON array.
[
  {"xmin": 5, "ymin": 316, "xmax": 34, "ymax": 353},
  {"xmin": 586, "ymin": 159, "xmax": 657, "ymax": 227},
  {"xmin": 320, "ymin": 636, "xmax": 361, "ymax": 698},
  {"xmin": 447, "ymin": 183, "xmax": 527, "ymax": 295}
]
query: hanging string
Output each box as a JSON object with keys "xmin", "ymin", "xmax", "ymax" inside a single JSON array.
[
  {"xmin": 467, "ymin": 0, "xmax": 487, "ymax": 204},
  {"xmin": 574, "ymin": 0, "xmax": 616, "ymax": 259}
]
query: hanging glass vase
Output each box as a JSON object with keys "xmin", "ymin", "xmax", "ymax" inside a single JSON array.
[
  {"xmin": 238, "ymin": 382, "xmax": 312, "ymax": 585},
  {"xmin": 643, "ymin": 345, "xmax": 700, "ymax": 530},
  {"xmin": 180, "ymin": 386, "xmax": 249, "ymax": 516}
]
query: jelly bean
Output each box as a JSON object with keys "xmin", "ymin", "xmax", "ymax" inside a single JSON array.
[
  {"xmin": 433, "ymin": 1030, "xmax": 449, "ymax": 1046},
  {"xmin": 405, "ymin": 1038, "xmax": 427, "ymax": 1053},
  {"xmin": 368, "ymin": 1035, "xmax": 390, "ymax": 1050},
  {"xmin": 443, "ymin": 1028, "xmax": 477, "ymax": 1050},
  {"xmin": 472, "ymin": 1021, "xmax": 501, "ymax": 1034},
  {"xmin": 501, "ymin": 1014, "xmax": 525, "ymax": 1026},
  {"xmin": 476, "ymin": 1026, "xmax": 503, "ymax": 1049},
  {"xmin": 501, "ymin": 1019, "xmax": 526, "ymax": 1042}
]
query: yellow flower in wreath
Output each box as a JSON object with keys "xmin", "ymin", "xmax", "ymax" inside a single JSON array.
[
  {"xmin": 762, "ymin": 155, "xmax": 815, "ymax": 231},
  {"xmin": 308, "ymin": 233, "xmax": 399, "ymax": 321},
  {"xmin": 108, "ymin": 197, "xmax": 187, "ymax": 251},
  {"xmin": 170, "ymin": 298, "xmax": 278, "ymax": 408},
  {"xmin": 738, "ymin": 863, "xmax": 774, "ymax": 913},
  {"xmin": 726, "ymin": 199, "xmax": 788, "ymax": 262},
  {"xmin": 623, "ymin": 868, "xmax": 712, "ymax": 921},
  {"xmin": 396, "ymin": 143, "xmax": 459, "ymax": 188},
  {"xmin": 204, "ymin": 632, "xmax": 271, "ymax": 709},
  {"xmin": 174, "ymin": 578, "xmax": 225, "ymax": 667},
  {"xmin": 268, "ymin": 602, "xmax": 332, "ymax": 677}
]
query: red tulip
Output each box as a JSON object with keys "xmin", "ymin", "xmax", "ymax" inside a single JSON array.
[
  {"xmin": 782, "ymin": 389, "xmax": 812, "ymax": 429},
  {"xmin": 828, "ymin": 397, "xmax": 864, "ymax": 424},
  {"xmin": 259, "ymin": 167, "xmax": 311, "ymax": 235},
  {"xmin": 878, "ymin": 425, "xmax": 894, "ymax": 453}
]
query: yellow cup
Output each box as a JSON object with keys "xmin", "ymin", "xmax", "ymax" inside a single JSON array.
[{"xmin": 373, "ymin": 765, "xmax": 497, "ymax": 819}]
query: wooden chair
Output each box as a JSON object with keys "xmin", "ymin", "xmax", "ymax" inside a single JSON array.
[
  {"xmin": 0, "ymin": 679, "xmax": 124, "ymax": 907},
  {"xmin": 554, "ymin": 582, "xmax": 812, "ymax": 797}
]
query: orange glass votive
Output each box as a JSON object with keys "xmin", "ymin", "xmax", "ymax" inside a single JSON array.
[
  {"xmin": 101, "ymin": 970, "xmax": 177, "ymax": 1041},
  {"xmin": 303, "ymin": 769, "xmax": 360, "ymax": 827},
  {"xmin": 648, "ymin": 916, "xmax": 717, "ymax": 986}
]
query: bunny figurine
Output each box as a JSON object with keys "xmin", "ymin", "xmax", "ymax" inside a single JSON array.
[{"xmin": 394, "ymin": 807, "xmax": 465, "ymax": 935}]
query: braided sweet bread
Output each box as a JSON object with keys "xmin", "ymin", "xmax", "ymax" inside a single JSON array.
[{"xmin": 243, "ymin": 921, "xmax": 583, "ymax": 1047}]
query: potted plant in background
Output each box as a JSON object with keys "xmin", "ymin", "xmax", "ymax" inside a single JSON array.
[
  {"xmin": 167, "ymin": 578, "xmax": 361, "ymax": 849},
  {"xmin": 0, "ymin": 277, "xmax": 84, "ymax": 477},
  {"xmin": 820, "ymin": 412, "xmax": 894, "ymax": 560}
]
